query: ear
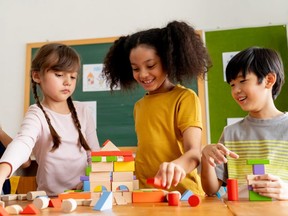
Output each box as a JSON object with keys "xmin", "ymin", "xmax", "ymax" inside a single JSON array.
[
  {"xmin": 265, "ymin": 72, "xmax": 276, "ymax": 89},
  {"xmin": 32, "ymin": 71, "xmax": 41, "ymax": 84}
]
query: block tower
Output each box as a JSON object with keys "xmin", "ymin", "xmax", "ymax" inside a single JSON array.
[
  {"xmin": 246, "ymin": 159, "xmax": 272, "ymax": 201},
  {"xmin": 86, "ymin": 140, "xmax": 139, "ymax": 204}
]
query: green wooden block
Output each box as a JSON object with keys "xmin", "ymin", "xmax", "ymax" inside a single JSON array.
[
  {"xmin": 249, "ymin": 190, "xmax": 272, "ymax": 201},
  {"xmin": 106, "ymin": 156, "xmax": 117, "ymax": 162},
  {"xmin": 85, "ymin": 166, "xmax": 91, "ymax": 176},
  {"xmin": 92, "ymin": 156, "xmax": 102, "ymax": 162},
  {"xmin": 246, "ymin": 159, "xmax": 270, "ymax": 165}
]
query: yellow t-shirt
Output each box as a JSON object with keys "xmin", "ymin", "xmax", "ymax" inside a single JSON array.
[{"xmin": 134, "ymin": 84, "xmax": 204, "ymax": 195}]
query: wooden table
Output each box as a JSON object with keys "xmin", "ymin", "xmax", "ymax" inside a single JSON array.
[
  {"xmin": 225, "ymin": 198, "xmax": 288, "ymax": 216},
  {"xmin": 6, "ymin": 196, "xmax": 288, "ymax": 215},
  {"xmin": 5, "ymin": 196, "xmax": 233, "ymax": 216}
]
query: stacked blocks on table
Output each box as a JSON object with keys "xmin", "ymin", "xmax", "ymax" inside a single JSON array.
[{"xmin": 246, "ymin": 159, "xmax": 272, "ymax": 201}]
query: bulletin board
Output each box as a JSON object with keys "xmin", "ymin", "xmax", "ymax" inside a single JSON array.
[
  {"xmin": 205, "ymin": 25, "xmax": 288, "ymax": 143},
  {"xmin": 24, "ymin": 36, "xmax": 208, "ymax": 147}
]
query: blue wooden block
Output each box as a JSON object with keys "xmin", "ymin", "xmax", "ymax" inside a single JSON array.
[
  {"xmin": 181, "ymin": 190, "xmax": 194, "ymax": 201},
  {"xmin": 93, "ymin": 191, "xmax": 113, "ymax": 211}
]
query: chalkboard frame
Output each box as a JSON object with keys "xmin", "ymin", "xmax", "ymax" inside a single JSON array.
[{"xmin": 24, "ymin": 36, "xmax": 208, "ymax": 147}]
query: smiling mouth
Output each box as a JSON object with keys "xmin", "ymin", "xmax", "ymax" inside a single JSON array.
[
  {"xmin": 238, "ymin": 96, "xmax": 247, "ymax": 102},
  {"xmin": 141, "ymin": 79, "xmax": 154, "ymax": 84}
]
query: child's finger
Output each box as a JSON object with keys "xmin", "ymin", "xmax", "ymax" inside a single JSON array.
[{"xmin": 228, "ymin": 151, "xmax": 239, "ymax": 159}]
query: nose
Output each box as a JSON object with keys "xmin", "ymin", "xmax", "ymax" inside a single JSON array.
[
  {"xmin": 63, "ymin": 76, "xmax": 72, "ymax": 86},
  {"xmin": 232, "ymin": 85, "xmax": 241, "ymax": 95},
  {"xmin": 139, "ymin": 69, "xmax": 149, "ymax": 79}
]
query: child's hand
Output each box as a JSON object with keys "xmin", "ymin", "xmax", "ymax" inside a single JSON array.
[
  {"xmin": 202, "ymin": 143, "xmax": 239, "ymax": 167},
  {"xmin": 252, "ymin": 174, "xmax": 288, "ymax": 200},
  {"xmin": 154, "ymin": 162, "xmax": 186, "ymax": 190}
]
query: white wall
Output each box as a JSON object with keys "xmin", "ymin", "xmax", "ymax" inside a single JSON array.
[{"xmin": 1, "ymin": 0, "xmax": 288, "ymax": 136}]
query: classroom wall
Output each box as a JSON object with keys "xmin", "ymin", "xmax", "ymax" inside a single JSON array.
[{"xmin": 1, "ymin": 0, "xmax": 288, "ymax": 137}]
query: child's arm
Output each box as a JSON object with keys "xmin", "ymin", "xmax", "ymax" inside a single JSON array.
[
  {"xmin": 201, "ymin": 143, "xmax": 238, "ymax": 195},
  {"xmin": 154, "ymin": 126, "xmax": 202, "ymax": 189},
  {"xmin": 0, "ymin": 127, "xmax": 31, "ymax": 169},
  {"xmin": 252, "ymin": 174, "xmax": 288, "ymax": 200}
]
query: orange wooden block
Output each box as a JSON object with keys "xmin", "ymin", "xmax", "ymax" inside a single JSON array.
[
  {"xmin": 132, "ymin": 190, "xmax": 165, "ymax": 203},
  {"xmin": 20, "ymin": 204, "xmax": 40, "ymax": 214},
  {"xmin": 0, "ymin": 206, "xmax": 9, "ymax": 216},
  {"xmin": 49, "ymin": 198, "xmax": 62, "ymax": 208},
  {"xmin": 58, "ymin": 192, "xmax": 91, "ymax": 200}
]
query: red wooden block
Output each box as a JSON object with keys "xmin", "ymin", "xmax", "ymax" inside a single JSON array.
[
  {"xmin": 20, "ymin": 204, "xmax": 40, "ymax": 214},
  {"xmin": 227, "ymin": 178, "xmax": 238, "ymax": 201},
  {"xmin": 132, "ymin": 190, "xmax": 165, "ymax": 203},
  {"xmin": 49, "ymin": 198, "xmax": 62, "ymax": 208},
  {"xmin": 91, "ymin": 151, "xmax": 133, "ymax": 157},
  {"xmin": 168, "ymin": 192, "xmax": 180, "ymax": 206},
  {"xmin": 188, "ymin": 195, "xmax": 201, "ymax": 207},
  {"xmin": 146, "ymin": 178, "xmax": 163, "ymax": 188}
]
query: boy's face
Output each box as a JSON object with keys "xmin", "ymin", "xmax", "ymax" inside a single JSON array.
[{"xmin": 229, "ymin": 71, "xmax": 271, "ymax": 115}]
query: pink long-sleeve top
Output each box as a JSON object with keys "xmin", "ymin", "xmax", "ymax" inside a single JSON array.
[{"xmin": 0, "ymin": 101, "xmax": 100, "ymax": 196}]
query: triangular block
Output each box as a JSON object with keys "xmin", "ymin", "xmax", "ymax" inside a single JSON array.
[
  {"xmin": 101, "ymin": 140, "xmax": 120, "ymax": 151},
  {"xmin": 181, "ymin": 190, "xmax": 194, "ymax": 201},
  {"xmin": 93, "ymin": 191, "xmax": 113, "ymax": 211},
  {"xmin": 20, "ymin": 204, "xmax": 40, "ymax": 214},
  {"xmin": 48, "ymin": 198, "xmax": 62, "ymax": 208}
]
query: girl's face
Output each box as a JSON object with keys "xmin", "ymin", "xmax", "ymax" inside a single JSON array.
[
  {"xmin": 229, "ymin": 71, "xmax": 272, "ymax": 116},
  {"xmin": 33, "ymin": 69, "xmax": 77, "ymax": 107},
  {"xmin": 130, "ymin": 45, "xmax": 171, "ymax": 94}
]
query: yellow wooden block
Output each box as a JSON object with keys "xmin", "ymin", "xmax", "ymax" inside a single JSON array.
[{"xmin": 113, "ymin": 161, "xmax": 135, "ymax": 172}]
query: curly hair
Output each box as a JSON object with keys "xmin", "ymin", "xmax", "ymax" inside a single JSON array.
[{"xmin": 102, "ymin": 20, "xmax": 212, "ymax": 91}]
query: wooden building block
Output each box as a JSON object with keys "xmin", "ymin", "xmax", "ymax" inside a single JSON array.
[
  {"xmin": 112, "ymin": 181, "xmax": 133, "ymax": 192},
  {"xmin": 93, "ymin": 191, "xmax": 113, "ymax": 211},
  {"xmin": 27, "ymin": 191, "xmax": 47, "ymax": 201},
  {"xmin": 48, "ymin": 198, "xmax": 62, "ymax": 208},
  {"xmin": 5, "ymin": 205, "xmax": 23, "ymax": 214},
  {"xmin": 92, "ymin": 151, "xmax": 133, "ymax": 157},
  {"xmin": 90, "ymin": 181, "xmax": 111, "ymax": 192},
  {"xmin": 89, "ymin": 172, "xmax": 111, "ymax": 181},
  {"xmin": 1, "ymin": 194, "xmax": 18, "ymax": 201},
  {"xmin": 83, "ymin": 180, "xmax": 90, "ymax": 192},
  {"xmin": 249, "ymin": 190, "xmax": 272, "ymax": 201},
  {"xmin": 101, "ymin": 140, "xmax": 120, "ymax": 151},
  {"xmin": 132, "ymin": 190, "xmax": 165, "ymax": 203},
  {"xmin": 113, "ymin": 172, "xmax": 134, "ymax": 182},
  {"xmin": 113, "ymin": 161, "xmax": 135, "ymax": 172},
  {"xmin": 32, "ymin": 197, "xmax": 50, "ymax": 209},
  {"xmin": 181, "ymin": 190, "xmax": 194, "ymax": 201},
  {"xmin": 227, "ymin": 179, "xmax": 238, "ymax": 201},
  {"xmin": 61, "ymin": 199, "xmax": 77, "ymax": 213},
  {"xmin": 247, "ymin": 159, "xmax": 270, "ymax": 165},
  {"xmin": 253, "ymin": 164, "xmax": 265, "ymax": 175},
  {"xmin": 20, "ymin": 204, "xmax": 40, "ymax": 214},
  {"xmin": 17, "ymin": 194, "xmax": 27, "ymax": 201},
  {"xmin": 147, "ymin": 178, "xmax": 163, "ymax": 188},
  {"xmin": 58, "ymin": 192, "xmax": 91, "ymax": 200},
  {"xmin": 122, "ymin": 191, "xmax": 132, "ymax": 203},
  {"xmin": 167, "ymin": 191, "xmax": 180, "ymax": 206},
  {"xmin": 0, "ymin": 206, "xmax": 9, "ymax": 216},
  {"xmin": 113, "ymin": 192, "xmax": 127, "ymax": 205},
  {"xmin": 188, "ymin": 194, "xmax": 201, "ymax": 207},
  {"xmin": 91, "ymin": 162, "xmax": 113, "ymax": 172},
  {"xmin": 90, "ymin": 193, "xmax": 101, "ymax": 207},
  {"xmin": 133, "ymin": 179, "xmax": 139, "ymax": 190}
]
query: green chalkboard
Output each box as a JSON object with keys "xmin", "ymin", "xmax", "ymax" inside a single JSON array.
[
  {"xmin": 25, "ymin": 38, "xmax": 200, "ymax": 147},
  {"xmin": 205, "ymin": 25, "xmax": 288, "ymax": 143}
]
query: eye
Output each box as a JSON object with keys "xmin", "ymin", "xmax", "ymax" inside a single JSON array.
[
  {"xmin": 240, "ymin": 79, "xmax": 247, "ymax": 83},
  {"xmin": 132, "ymin": 67, "xmax": 139, "ymax": 72},
  {"xmin": 55, "ymin": 73, "xmax": 63, "ymax": 77},
  {"xmin": 147, "ymin": 64, "xmax": 156, "ymax": 69}
]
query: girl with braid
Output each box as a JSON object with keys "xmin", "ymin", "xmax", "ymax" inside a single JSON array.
[
  {"xmin": 0, "ymin": 43, "xmax": 100, "ymax": 196},
  {"xmin": 102, "ymin": 20, "xmax": 211, "ymax": 195}
]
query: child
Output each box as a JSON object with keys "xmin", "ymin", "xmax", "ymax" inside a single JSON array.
[
  {"xmin": 102, "ymin": 20, "xmax": 211, "ymax": 194},
  {"xmin": 201, "ymin": 47, "xmax": 288, "ymax": 200},
  {"xmin": 0, "ymin": 43, "xmax": 100, "ymax": 196}
]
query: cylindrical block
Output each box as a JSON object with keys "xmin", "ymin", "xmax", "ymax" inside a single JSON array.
[
  {"xmin": 27, "ymin": 191, "xmax": 47, "ymax": 201},
  {"xmin": 167, "ymin": 192, "xmax": 180, "ymax": 206},
  {"xmin": 227, "ymin": 178, "xmax": 238, "ymax": 201}
]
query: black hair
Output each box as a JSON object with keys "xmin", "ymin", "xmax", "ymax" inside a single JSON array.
[
  {"xmin": 226, "ymin": 46, "xmax": 285, "ymax": 99},
  {"xmin": 102, "ymin": 20, "xmax": 212, "ymax": 90}
]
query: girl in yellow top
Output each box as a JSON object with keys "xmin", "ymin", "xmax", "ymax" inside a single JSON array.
[{"xmin": 102, "ymin": 20, "xmax": 211, "ymax": 194}]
